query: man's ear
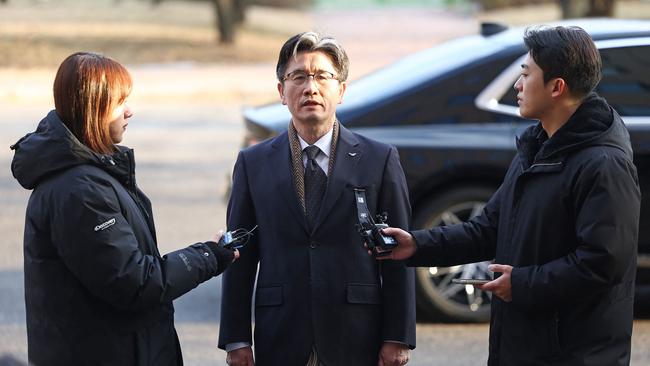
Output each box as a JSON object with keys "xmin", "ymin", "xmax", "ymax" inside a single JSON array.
[
  {"xmin": 337, "ymin": 81, "xmax": 348, "ymax": 104},
  {"xmin": 278, "ymin": 82, "xmax": 287, "ymax": 105},
  {"xmin": 550, "ymin": 78, "xmax": 567, "ymax": 98}
]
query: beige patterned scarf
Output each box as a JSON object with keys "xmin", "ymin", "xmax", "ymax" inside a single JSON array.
[{"xmin": 288, "ymin": 120, "xmax": 339, "ymax": 213}]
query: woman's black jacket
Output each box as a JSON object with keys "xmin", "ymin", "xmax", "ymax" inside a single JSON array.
[{"xmin": 11, "ymin": 111, "xmax": 234, "ymax": 366}]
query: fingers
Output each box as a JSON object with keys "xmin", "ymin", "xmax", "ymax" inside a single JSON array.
[
  {"xmin": 378, "ymin": 342, "xmax": 410, "ymax": 366},
  {"xmin": 226, "ymin": 347, "xmax": 254, "ymax": 366},
  {"xmin": 365, "ymin": 227, "xmax": 415, "ymax": 260},
  {"xmin": 478, "ymin": 280, "xmax": 496, "ymax": 292},
  {"xmin": 479, "ymin": 272, "xmax": 505, "ymax": 290},
  {"xmin": 364, "ymin": 242, "xmax": 374, "ymax": 257},
  {"xmin": 482, "ymin": 263, "xmax": 513, "ymax": 302},
  {"xmin": 232, "ymin": 249, "xmax": 240, "ymax": 261},
  {"xmin": 380, "ymin": 227, "xmax": 403, "ymax": 237},
  {"xmin": 488, "ymin": 263, "xmax": 512, "ymax": 274},
  {"xmin": 212, "ymin": 229, "xmax": 224, "ymax": 243}
]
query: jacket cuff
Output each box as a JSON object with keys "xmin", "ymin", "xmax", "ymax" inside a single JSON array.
[
  {"xmin": 405, "ymin": 229, "xmax": 439, "ymax": 267},
  {"xmin": 204, "ymin": 241, "xmax": 235, "ymax": 275},
  {"xmin": 224, "ymin": 342, "xmax": 252, "ymax": 352}
]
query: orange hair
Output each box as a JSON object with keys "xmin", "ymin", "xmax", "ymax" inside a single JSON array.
[{"xmin": 53, "ymin": 52, "xmax": 132, "ymax": 154}]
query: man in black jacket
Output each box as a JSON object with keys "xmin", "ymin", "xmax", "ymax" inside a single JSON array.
[{"xmin": 380, "ymin": 26, "xmax": 641, "ymax": 365}]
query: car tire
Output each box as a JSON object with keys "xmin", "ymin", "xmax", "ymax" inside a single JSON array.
[{"xmin": 412, "ymin": 185, "xmax": 496, "ymax": 323}]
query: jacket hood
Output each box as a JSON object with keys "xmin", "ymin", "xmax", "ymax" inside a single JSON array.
[
  {"xmin": 518, "ymin": 93, "xmax": 632, "ymax": 165},
  {"xmin": 10, "ymin": 110, "xmax": 133, "ymax": 190}
]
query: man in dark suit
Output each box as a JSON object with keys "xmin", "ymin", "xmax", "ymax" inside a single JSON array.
[{"xmin": 219, "ymin": 32, "xmax": 416, "ymax": 366}]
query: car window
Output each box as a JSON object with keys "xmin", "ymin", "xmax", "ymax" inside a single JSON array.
[
  {"xmin": 598, "ymin": 45, "xmax": 650, "ymax": 117},
  {"xmin": 343, "ymin": 37, "xmax": 497, "ymax": 107},
  {"xmin": 348, "ymin": 52, "xmax": 525, "ymax": 127},
  {"xmin": 498, "ymin": 44, "xmax": 650, "ymax": 117}
]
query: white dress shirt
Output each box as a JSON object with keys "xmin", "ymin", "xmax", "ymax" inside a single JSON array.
[{"xmin": 298, "ymin": 128, "xmax": 332, "ymax": 176}]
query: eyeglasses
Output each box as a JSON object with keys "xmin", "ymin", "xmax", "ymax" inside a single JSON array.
[{"xmin": 283, "ymin": 70, "xmax": 339, "ymax": 86}]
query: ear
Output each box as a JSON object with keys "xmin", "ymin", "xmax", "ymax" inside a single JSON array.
[
  {"xmin": 550, "ymin": 78, "xmax": 567, "ymax": 98},
  {"xmin": 337, "ymin": 81, "xmax": 348, "ymax": 104},
  {"xmin": 277, "ymin": 82, "xmax": 287, "ymax": 105}
]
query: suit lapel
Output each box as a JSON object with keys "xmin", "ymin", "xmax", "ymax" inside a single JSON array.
[
  {"xmin": 269, "ymin": 133, "xmax": 309, "ymax": 234},
  {"xmin": 313, "ymin": 126, "xmax": 362, "ymax": 229}
]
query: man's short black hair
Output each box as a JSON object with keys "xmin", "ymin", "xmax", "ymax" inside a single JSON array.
[{"xmin": 524, "ymin": 26, "xmax": 602, "ymax": 98}]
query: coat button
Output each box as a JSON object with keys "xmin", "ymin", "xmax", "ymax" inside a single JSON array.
[
  {"xmin": 309, "ymin": 241, "xmax": 318, "ymax": 249},
  {"xmin": 203, "ymin": 252, "xmax": 209, "ymax": 257}
]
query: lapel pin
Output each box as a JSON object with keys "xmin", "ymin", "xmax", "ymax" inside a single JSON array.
[{"xmin": 348, "ymin": 152, "xmax": 357, "ymax": 157}]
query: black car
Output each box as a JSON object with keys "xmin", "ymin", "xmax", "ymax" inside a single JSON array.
[{"xmin": 240, "ymin": 19, "xmax": 650, "ymax": 322}]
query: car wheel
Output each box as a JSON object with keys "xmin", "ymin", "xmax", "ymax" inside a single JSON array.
[{"xmin": 412, "ymin": 186, "xmax": 496, "ymax": 322}]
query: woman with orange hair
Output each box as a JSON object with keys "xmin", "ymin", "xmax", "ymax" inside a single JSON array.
[{"xmin": 11, "ymin": 52, "xmax": 238, "ymax": 366}]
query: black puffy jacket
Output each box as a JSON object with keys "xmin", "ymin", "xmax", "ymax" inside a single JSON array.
[
  {"xmin": 409, "ymin": 94, "xmax": 640, "ymax": 365},
  {"xmin": 11, "ymin": 111, "xmax": 234, "ymax": 366}
]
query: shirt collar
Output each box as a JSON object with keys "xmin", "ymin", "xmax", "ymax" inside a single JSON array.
[{"xmin": 297, "ymin": 128, "xmax": 333, "ymax": 158}]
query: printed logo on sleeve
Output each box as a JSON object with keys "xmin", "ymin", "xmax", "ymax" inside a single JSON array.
[
  {"xmin": 94, "ymin": 218, "xmax": 116, "ymax": 232},
  {"xmin": 178, "ymin": 252, "xmax": 192, "ymax": 272}
]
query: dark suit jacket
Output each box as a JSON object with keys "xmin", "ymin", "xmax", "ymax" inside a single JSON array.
[{"xmin": 219, "ymin": 125, "xmax": 416, "ymax": 366}]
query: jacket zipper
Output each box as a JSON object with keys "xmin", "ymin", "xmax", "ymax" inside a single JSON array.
[
  {"xmin": 529, "ymin": 161, "xmax": 562, "ymax": 169},
  {"xmin": 122, "ymin": 151, "xmax": 160, "ymax": 256}
]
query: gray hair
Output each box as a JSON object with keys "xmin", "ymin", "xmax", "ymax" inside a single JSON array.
[{"xmin": 276, "ymin": 31, "xmax": 349, "ymax": 82}]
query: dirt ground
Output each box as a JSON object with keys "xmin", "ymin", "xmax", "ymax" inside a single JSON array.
[
  {"xmin": 1, "ymin": 0, "xmax": 649, "ymax": 69},
  {"xmin": 0, "ymin": 0, "xmax": 309, "ymax": 68},
  {"xmin": 2, "ymin": 0, "xmax": 650, "ymax": 107}
]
